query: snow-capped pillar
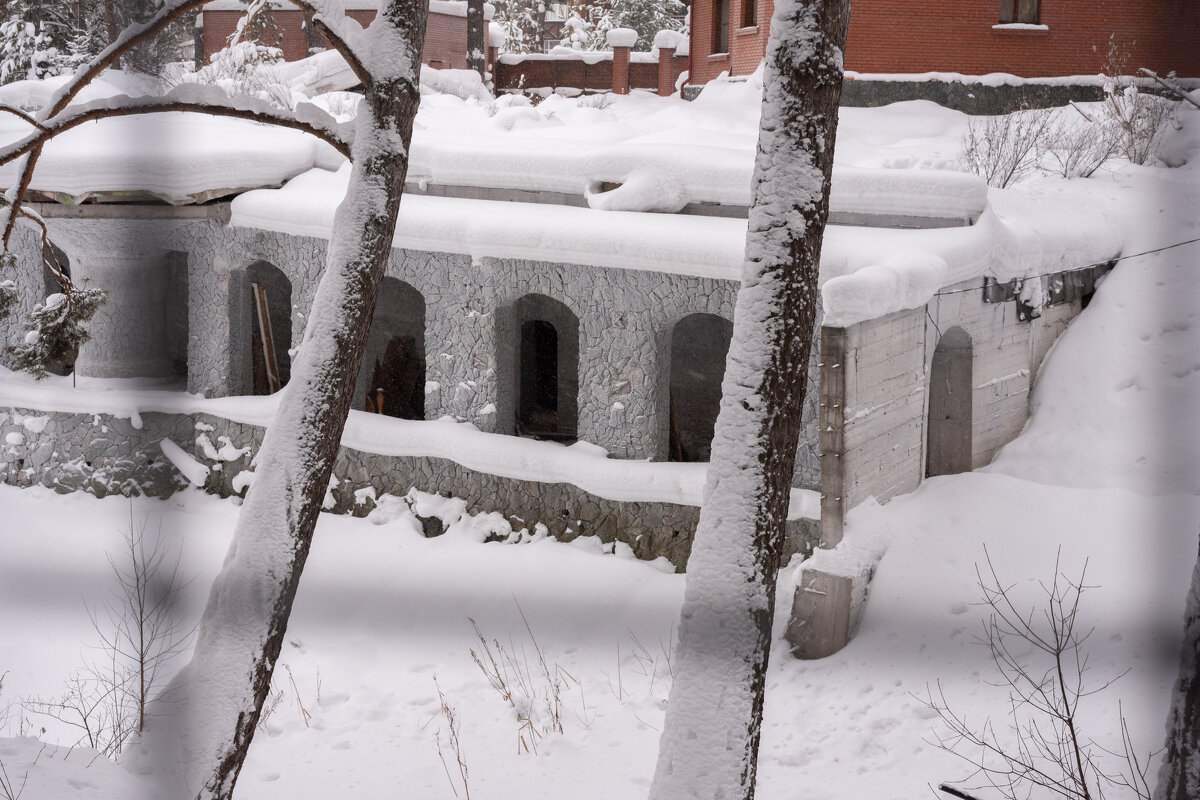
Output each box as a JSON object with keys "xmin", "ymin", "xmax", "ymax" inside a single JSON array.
[
  {"xmin": 653, "ymin": 30, "xmax": 687, "ymax": 97},
  {"xmin": 607, "ymin": 28, "xmax": 637, "ymax": 95},
  {"xmin": 43, "ymin": 217, "xmax": 186, "ymax": 379},
  {"xmin": 656, "ymin": 45, "xmax": 675, "ymax": 96}
]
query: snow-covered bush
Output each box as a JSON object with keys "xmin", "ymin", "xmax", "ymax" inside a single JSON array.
[
  {"xmin": 924, "ymin": 552, "xmax": 1155, "ymax": 800},
  {"xmin": 1104, "ymin": 83, "xmax": 1177, "ymax": 166},
  {"xmin": 1044, "ymin": 105, "xmax": 1119, "ymax": 179},
  {"xmin": 172, "ymin": 40, "xmax": 292, "ymax": 108},
  {"xmin": 1100, "ymin": 36, "xmax": 1179, "ymax": 166},
  {"xmin": 0, "ymin": 252, "xmax": 17, "ymax": 321},
  {"xmin": 961, "ymin": 108, "xmax": 1056, "ymax": 188},
  {"xmin": 5, "ymin": 286, "xmax": 106, "ymax": 379},
  {"xmin": 0, "ymin": 16, "xmax": 67, "ymax": 84}
]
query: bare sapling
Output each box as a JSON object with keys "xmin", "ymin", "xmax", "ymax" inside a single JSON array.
[
  {"xmin": 23, "ymin": 510, "xmax": 192, "ymax": 757},
  {"xmin": 468, "ymin": 602, "xmax": 578, "ymax": 754},
  {"xmin": 961, "ymin": 108, "xmax": 1057, "ymax": 187},
  {"xmin": 923, "ymin": 547, "xmax": 1156, "ymax": 800},
  {"xmin": 0, "ymin": 757, "xmax": 26, "ymax": 800},
  {"xmin": 432, "ymin": 677, "xmax": 470, "ymax": 800},
  {"xmin": 1101, "ymin": 37, "xmax": 1179, "ymax": 166},
  {"xmin": 1046, "ymin": 104, "xmax": 1120, "ymax": 179}
]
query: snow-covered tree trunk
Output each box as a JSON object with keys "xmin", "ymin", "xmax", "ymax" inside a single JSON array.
[
  {"xmin": 646, "ymin": 0, "xmax": 849, "ymax": 798},
  {"xmin": 466, "ymin": 0, "xmax": 485, "ymax": 78},
  {"xmin": 122, "ymin": 3, "xmax": 428, "ymax": 798},
  {"xmin": 1155, "ymin": 538, "xmax": 1200, "ymax": 800}
]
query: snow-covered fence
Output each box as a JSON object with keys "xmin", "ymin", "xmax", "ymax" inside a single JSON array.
[{"xmin": 493, "ymin": 45, "xmax": 688, "ymax": 97}]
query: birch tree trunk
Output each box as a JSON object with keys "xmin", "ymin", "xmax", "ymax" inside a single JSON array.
[
  {"xmin": 1155, "ymin": 538, "xmax": 1200, "ymax": 800},
  {"xmin": 646, "ymin": 0, "xmax": 850, "ymax": 797},
  {"xmin": 124, "ymin": 3, "xmax": 429, "ymax": 798}
]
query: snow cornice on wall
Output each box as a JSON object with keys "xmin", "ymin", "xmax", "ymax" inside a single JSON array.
[{"xmin": 231, "ymin": 165, "xmax": 1122, "ymax": 329}]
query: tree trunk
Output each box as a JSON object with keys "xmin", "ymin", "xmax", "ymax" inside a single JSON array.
[
  {"xmin": 125, "ymin": 3, "xmax": 428, "ymax": 798},
  {"xmin": 1155, "ymin": 537, "xmax": 1200, "ymax": 800},
  {"xmin": 466, "ymin": 0, "xmax": 486, "ymax": 78},
  {"xmin": 646, "ymin": 1, "xmax": 850, "ymax": 798}
]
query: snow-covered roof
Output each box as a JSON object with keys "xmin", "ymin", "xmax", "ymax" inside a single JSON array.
[{"xmin": 0, "ymin": 67, "xmax": 1136, "ymax": 325}]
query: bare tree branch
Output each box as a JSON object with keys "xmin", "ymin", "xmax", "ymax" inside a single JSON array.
[{"xmin": 0, "ymin": 94, "xmax": 351, "ymax": 175}]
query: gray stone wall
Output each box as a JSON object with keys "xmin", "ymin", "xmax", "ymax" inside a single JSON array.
[
  {"xmin": 686, "ymin": 77, "xmax": 1174, "ymax": 115},
  {"xmin": 1, "ymin": 207, "xmax": 826, "ymax": 569},
  {"xmin": 182, "ymin": 222, "xmax": 823, "ymax": 483},
  {"xmin": 0, "ymin": 405, "xmax": 817, "ymax": 569}
]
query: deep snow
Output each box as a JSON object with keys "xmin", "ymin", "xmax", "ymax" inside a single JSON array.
[{"xmin": 0, "ymin": 66, "xmax": 1197, "ymax": 800}]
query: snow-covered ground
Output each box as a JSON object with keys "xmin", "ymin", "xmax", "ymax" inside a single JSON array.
[{"xmin": 0, "ymin": 73, "xmax": 1198, "ymax": 798}]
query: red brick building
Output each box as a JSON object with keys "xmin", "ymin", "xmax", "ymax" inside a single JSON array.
[
  {"xmin": 687, "ymin": 0, "xmax": 1200, "ymax": 85},
  {"xmin": 199, "ymin": 0, "xmax": 493, "ymax": 70}
]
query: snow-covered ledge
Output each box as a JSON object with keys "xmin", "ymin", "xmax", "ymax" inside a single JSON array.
[{"xmin": 786, "ymin": 509, "xmax": 891, "ymax": 659}]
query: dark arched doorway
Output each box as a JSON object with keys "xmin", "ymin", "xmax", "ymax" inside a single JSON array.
[
  {"xmin": 357, "ymin": 278, "xmax": 425, "ymax": 419},
  {"xmin": 669, "ymin": 313, "xmax": 733, "ymax": 462},
  {"xmin": 236, "ymin": 261, "xmax": 292, "ymax": 395},
  {"xmin": 926, "ymin": 326, "xmax": 973, "ymax": 477},
  {"xmin": 513, "ymin": 294, "xmax": 578, "ymax": 441}
]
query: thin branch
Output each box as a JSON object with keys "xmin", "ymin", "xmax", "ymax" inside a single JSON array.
[
  {"xmin": 0, "ymin": 106, "xmax": 47, "ymax": 132},
  {"xmin": 1137, "ymin": 68, "xmax": 1200, "ymax": 110},
  {"xmin": 2, "ymin": 0, "xmax": 363, "ymax": 248},
  {"xmin": 14, "ymin": 207, "xmax": 72, "ymax": 306}
]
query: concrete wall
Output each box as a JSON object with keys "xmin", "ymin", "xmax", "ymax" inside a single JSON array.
[
  {"xmin": 0, "ymin": 205, "xmax": 829, "ymax": 569},
  {"xmin": 818, "ymin": 267, "xmax": 1105, "ymax": 545}
]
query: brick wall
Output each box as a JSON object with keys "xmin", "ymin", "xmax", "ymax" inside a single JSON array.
[
  {"xmin": 494, "ymin": 53, "xmax": 677, "ymax": 95},
  {"xmin": 200, "ymin": 8, "xmax": 474, "ymax": 70},
  {"xmin": 688, "ymin": 0, "xmax": 1200, "ymax": 85}
]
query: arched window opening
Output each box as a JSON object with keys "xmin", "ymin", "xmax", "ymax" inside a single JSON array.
[
  {"xmin": 358, "ymin": 278, "xmax": 425, "ymax": 419},
  {"xmin": 669, "ymin": 313, "xmax": 733, "ymax": 462},
  {"xmin": 242, "ymin": 261, "xmax": 292, "ymax": 395},
  {"xmin": 512, "ymin": 294, "xmax": 578, "ymax": 442},
  {"xmin": 926, "ymin": 326, "xmax": 973, "ymax": 478},
  {"xmin": 39, "ymin": 242, "xmax": 73, "ymax": 376}
]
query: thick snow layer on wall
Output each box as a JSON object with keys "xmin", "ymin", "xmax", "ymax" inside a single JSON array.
[{"xmin": 231, "ymin": 165, "xmax": 1122, "ymax": 325}]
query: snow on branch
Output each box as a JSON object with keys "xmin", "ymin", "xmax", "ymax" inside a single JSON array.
[
  {"xmin": 290, "ymin": 0, "xmax": 375, "ymax": 91},
  {"xmin": 2, "ymin": 0, "xmax": 368, "ymax": 249},
  {"xmin": 0, "ymin": 87, "xmax": 353, "ymax": 168}
]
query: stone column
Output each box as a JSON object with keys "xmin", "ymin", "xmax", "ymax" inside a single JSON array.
[
  {"xmin": 44, "ymin": 217, "xmax": 186, "ymax": 379},
  {"xmin": 607, "ymin": 27, "xmax": 637, "ymax": 95}
]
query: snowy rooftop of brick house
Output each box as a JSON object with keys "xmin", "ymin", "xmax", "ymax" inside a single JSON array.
[{"xmin": 0, "ymin": 65, "xmax": 1130, "ymax": 326}]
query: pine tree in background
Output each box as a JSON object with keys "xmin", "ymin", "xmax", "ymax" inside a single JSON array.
[
  {"xmin": 583, "ymin": 0, "xmax": 685, "ymax": 50},
  {"xmin": 491, "ymin": 0, "xmax": 541, "ymax": 54},
  {"xmin": 0, "ymin": 0, "xmax": 71, "ymax": 84}
]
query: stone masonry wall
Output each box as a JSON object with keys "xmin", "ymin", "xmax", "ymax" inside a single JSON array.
[
  {"xmin": 178, "ymin": 220, "xmax": 823, "ymax": 481},
  {"xmin": 0, "ymin": 406, "xmax": 818, "ymax": 570}
]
